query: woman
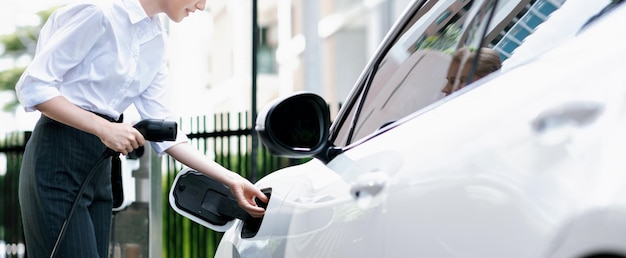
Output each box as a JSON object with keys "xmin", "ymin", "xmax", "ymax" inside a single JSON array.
[
  {"xmin": 15, "ymin": 0, "xmax": 267, "ymax": 257},
  {"xmin": 442, "ymin": 47, "xmax": 502, "ymax": 96}
]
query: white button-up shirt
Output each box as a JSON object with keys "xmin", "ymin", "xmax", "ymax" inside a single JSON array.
[{"xmin": 16, "ymin": 0, "xmax": 188, "ymax": 154}]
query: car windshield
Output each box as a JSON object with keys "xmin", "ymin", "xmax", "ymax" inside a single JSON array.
[{"xmin": 331, "ymin": 0, "xmax": 565, "ymax": 147}]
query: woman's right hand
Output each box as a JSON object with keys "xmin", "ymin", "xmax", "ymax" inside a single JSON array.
[{"xmin": 99, "ymin": 122, "xmax": 145, "ymax": 155}]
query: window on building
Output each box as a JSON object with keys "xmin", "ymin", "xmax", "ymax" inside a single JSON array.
[{"xmin": 258, "ymin": 26, "xmax": 278, "ymax": 74}]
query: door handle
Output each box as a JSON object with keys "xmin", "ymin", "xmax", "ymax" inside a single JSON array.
[
  {"xmin": 350, "ymin": 171, "xmax": 388, "ymax": 199},
  {"xmin": 531, "ymin": 101, "xmax": 604, "ymax": 133}
]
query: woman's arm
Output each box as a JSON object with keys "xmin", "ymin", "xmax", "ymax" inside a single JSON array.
[{"xmin": 35, "ymin": 96, "xmax": 145, "ymax": 155}]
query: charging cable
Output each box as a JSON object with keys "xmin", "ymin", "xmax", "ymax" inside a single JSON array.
[{"xmin": 49, "ymin": 149, "xmax": 115, "ymax": 258}]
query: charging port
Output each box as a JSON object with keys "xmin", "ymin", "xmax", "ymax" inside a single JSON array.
[
  {"xmin": 170, "ymin": 169, "xmax": 272, "ymax": 237},
  {"xmin": 242, "ymin": 188, "xmax": 271, "ymax": 238}
]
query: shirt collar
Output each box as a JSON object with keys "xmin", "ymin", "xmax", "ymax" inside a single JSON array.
[{"xmin": 123, "ymin": 0, "xmax": 150, "ymax": 24}]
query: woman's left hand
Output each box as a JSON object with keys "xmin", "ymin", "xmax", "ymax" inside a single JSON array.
[{"xmin": 228, "ymin": 175, "xmax": 268, "ymax": 218}]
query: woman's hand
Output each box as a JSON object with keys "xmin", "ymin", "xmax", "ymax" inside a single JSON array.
[
  {"xmin": 98, "ymin": 122, "xmax": 145, "ymax": 155},
  {"xmin": 227, "ymin": 174, "xmax": 268, "ymax": 218}
]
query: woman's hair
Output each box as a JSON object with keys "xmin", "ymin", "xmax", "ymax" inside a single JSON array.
[{"xmin": 453, "ymin": 47, "xmax": 502, "ymax": 79}]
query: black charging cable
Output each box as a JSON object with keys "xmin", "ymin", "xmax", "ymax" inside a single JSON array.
[
  {"xmin": 49, "ymin": 119, "xmax": 177, "ymax": 258},
  {"xmin": 49, "ymin": 149, "xmax": 116, "ymax": 258}
]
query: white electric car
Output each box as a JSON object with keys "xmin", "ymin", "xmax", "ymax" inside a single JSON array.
[{"xmin": 171, "ymin": 0, "xmax": 626, "ymax": 257}]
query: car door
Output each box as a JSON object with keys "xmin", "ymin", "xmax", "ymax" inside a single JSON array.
[{"xmin": 337, "ymin": 1, "xmax": 621, "ymax": 258}]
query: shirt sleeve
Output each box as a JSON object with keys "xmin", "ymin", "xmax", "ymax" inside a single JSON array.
[
  {"xmin": 134, "ymin": 62, "xmax": 190, "ymax": 156},
  {"xmin": 15, "ymin": 4, "xmax": 107, "ymax": 111}
]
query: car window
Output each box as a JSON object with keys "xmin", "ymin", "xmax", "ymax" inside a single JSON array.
[{"xmin": 332, "ymin": 0, "xmax": 501, "ymax": 146}]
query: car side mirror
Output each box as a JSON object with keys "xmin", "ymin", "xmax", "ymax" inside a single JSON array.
[{"xmin": 255, "ymin": 92, "xmax": 331, "ymax": 159}]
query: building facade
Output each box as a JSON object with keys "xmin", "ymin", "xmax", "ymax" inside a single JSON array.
[{"xmin": 167, "ymin": 0, "xmax": 412, "ymax": 117}]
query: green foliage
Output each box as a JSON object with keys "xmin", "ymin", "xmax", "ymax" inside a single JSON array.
[
  {"xmin": 0, "ymin": 6, "xmax": 57, "ymax": 111},
  {"xmin": 36, "ymin": 7, "xmax": 56, "ymax": 23},
  {"xmin": 0, "ymin": 67, "xmax": 24, "ymax": 91},
  {"xmin": 0, "ymin": 34, "xmax": 28, "ymax": 53},
  {"xmin": 0, "ymin": 6, "xmax": 55, "ymax": 55},
  {"xmin": 0, "ymin": 67, "xmax": 24, "ymax": 111},
  {"xmin": 0, "ymin": 70, "xmax": 22, "ymax": 111},
  {"xmin": 1, "ymin": 99, "xmax": 19, "ymax": 113},
  {"xmin": 415, "ymin": 24, "xmax": 462, "ymax": 53}
]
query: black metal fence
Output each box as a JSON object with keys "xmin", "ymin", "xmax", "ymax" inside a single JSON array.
[
  {"xmin": 0, "ymin": 131, "xmax": 29, "ymax": 258},
  {"xmin": 0, "ymin": 111, "xmax": 305, "ymax": 258}
]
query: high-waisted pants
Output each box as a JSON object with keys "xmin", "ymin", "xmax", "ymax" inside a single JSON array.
[{"xmin": 19, "ymin": 115, "xmax": 113, "ymax": 258}]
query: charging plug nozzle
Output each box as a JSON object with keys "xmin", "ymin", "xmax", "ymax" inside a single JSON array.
[{"xmin": 133, "ymin": 119, "xmax": 178, "ymax": 142}]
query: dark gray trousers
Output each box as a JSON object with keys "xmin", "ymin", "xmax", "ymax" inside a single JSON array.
[{"xmin": 19, "ymin": 115, "xmax": 113, "ymax": 258}]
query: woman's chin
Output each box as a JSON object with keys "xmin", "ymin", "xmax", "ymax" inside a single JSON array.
[{"xmin": 170, "ymin": 15, "xmax": 185, "ymax": 23}]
